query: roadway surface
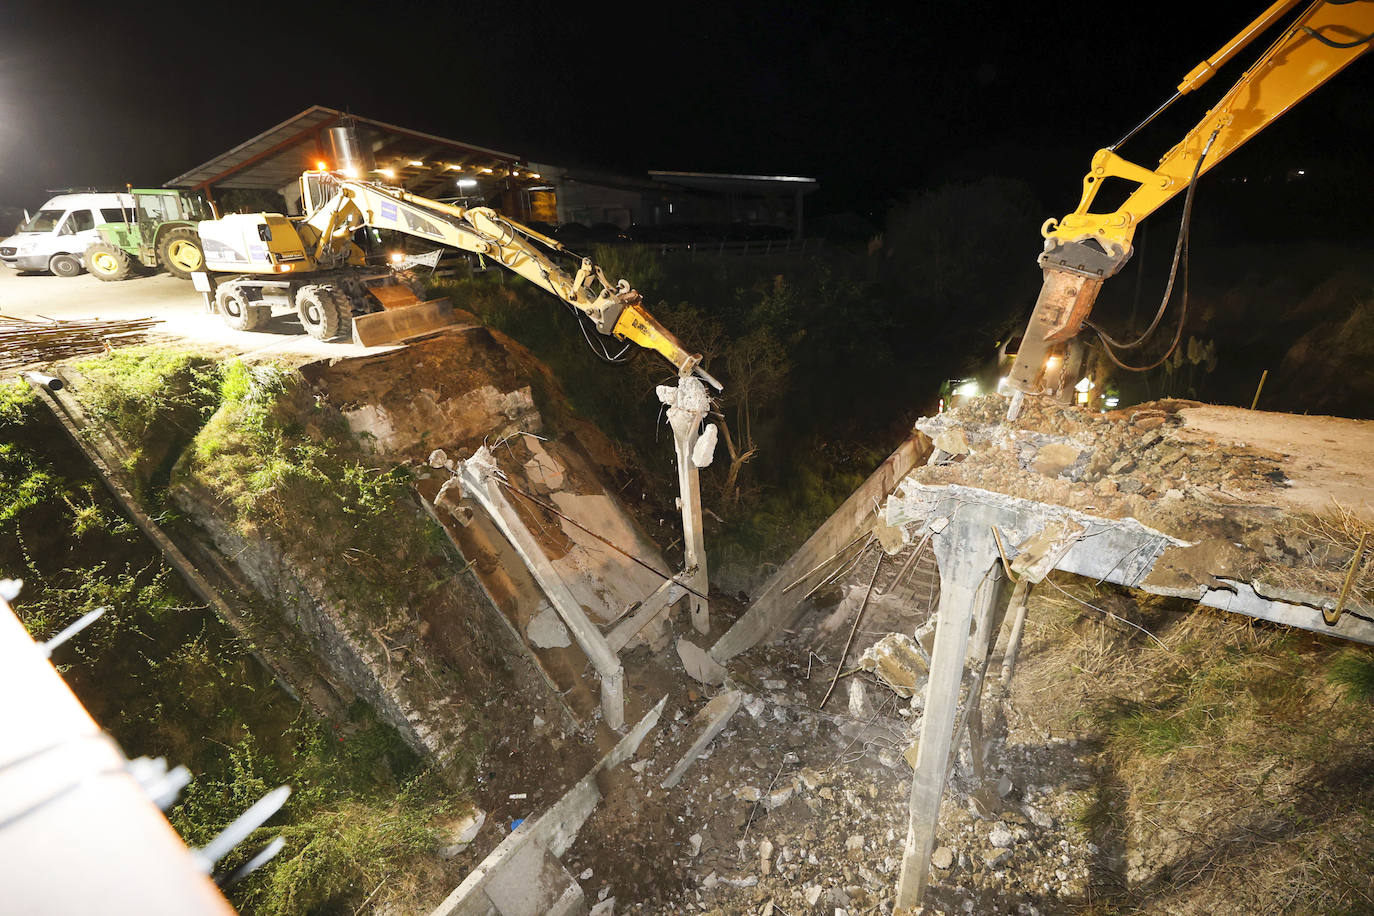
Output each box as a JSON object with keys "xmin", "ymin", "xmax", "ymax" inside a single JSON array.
[{"xmin": 0, "ymin": 267, "xmax": 393, "ymax": 366}]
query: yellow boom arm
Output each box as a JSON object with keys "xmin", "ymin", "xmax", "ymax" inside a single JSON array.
[
  {"xmin": 1008, "ymin": 0, "xmax": 1373, "ymax": 401},
  {"xmin": 298, "ymin": 172, "xmax": 715, "ymax": 386}
]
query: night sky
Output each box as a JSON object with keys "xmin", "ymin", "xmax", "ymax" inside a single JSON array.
[{"xmin": 2, "ymin": 1, "xmax": 1371, "ymax": 222}]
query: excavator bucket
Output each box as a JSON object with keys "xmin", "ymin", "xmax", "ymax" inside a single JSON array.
[{"xmin": 352, "ymin": 285, "xmax": 460, "ymax": 346}]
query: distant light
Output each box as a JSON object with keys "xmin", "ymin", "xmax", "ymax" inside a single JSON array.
[
  {"xmin": 457, "ymin": 179, "xmax": 478, "ymax": 188},
  {"xmin": 1297, "ymin": 169, "xmax": 1306, "ymax": 176},
  {"xmin": 1074, "ymin": 377, "xmax": 1094, "ymax": 393},
  {"xmin": 531, "ymin": 173, "xmax": 541, "ymax": 179},
  {"xmin": 342, "ymin": 167, "xmax": 359, "ymax": 179},
  {"xmin": 389, "ymin": 252, "xmax": 404, "ymax": 264},
  {"xmin": 409, "ymin": 159, "xmax": 424, "ymax": 167},
  {"xmin": 481, "ymin": 167, "xmax": 493, "ymax": 174},
  {"xmin": 1104, "ymin": 396, "xmax": 1120, "ymax": 408},
  {"xmin": 447, "ymin": 164, "xmax": 462, "ymax": 171},
  {"xmin": 953, "ymin": 380, "xmax": 980, "ymax": 399},
  {"xmin": 377, "ymin": 168, "xmax": 396, "ymax": 180},
  {"xmin": 315, "ymin": 160, "xmax": 327, "ymax": 170}
]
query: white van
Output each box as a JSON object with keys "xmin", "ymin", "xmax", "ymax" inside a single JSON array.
[{"xmin": 1, "ymin": 192, "xmax": 136, "ymax": 277}]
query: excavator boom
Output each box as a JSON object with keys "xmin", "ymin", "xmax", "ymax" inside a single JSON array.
[
  {"xmin": 1007, "ymin": 0, "xmax": 1373, "ymax": 408},
  {"xmin": 300, "ymin": 172, "xmax": 714, "ymax": 384}
]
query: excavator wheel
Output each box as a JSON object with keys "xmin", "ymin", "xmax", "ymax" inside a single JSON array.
[
  {"xmin": 86, "ymin": 243, "xmax": 134, "ymax": 281},
  {"xmin": 393, "ymin": 268, "xmax": 429, "ymax": 300},
  {"xmin": 295, "ymin": 284, "xmax": 350, "ymax": 340},
  {"xmin": 218, "ymin": 288, "xmax": 271, "ymax": 331},
  {"xmin": 158, "ymin": 228, "xmax": 205, "ymax": 279}
]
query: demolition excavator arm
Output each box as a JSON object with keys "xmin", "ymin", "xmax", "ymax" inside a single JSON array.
[
  {"xmin": 297, "ymin": 171, "xmax": 719, "ymax": 387},
  {"xmin": 1006, "ymin": 0, "xmax": 1374, "ymax": 411}
]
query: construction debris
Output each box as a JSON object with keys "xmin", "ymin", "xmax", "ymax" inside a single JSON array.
[
  {"xmin": 660, "ymin": 689, "xmax": 743, "ymax": 789},
  {"xmin": 0, "ymin": 313, "xmax": 159, "ymax": 369}
]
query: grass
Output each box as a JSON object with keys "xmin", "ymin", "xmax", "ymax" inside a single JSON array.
[
  {"xmin": 4, "ymin": 352, "xmax": 470, "ymax": 915},
  {"xmin": 1024, "ymin": 576, "xmax": 1374, "ymax": 913}
]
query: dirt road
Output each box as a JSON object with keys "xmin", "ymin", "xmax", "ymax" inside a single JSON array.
[{"xmin": 0, "ymin": 267, "xmax": 391, "ymax": 365}]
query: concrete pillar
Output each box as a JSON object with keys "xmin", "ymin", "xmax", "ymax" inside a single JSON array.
[
  {"xmin": 456, "ymin": 448, "xmax": 626, "ymax": 730},
  {"xmin": 895, "ymin": 509, "xmax": 1002, "ymax": 908},
  {"xmin": 659, "ymin": 379, "xmax": 711, "ymax": 634}
]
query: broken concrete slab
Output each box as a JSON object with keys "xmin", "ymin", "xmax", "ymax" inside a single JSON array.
[
  {"xmin": 483, "ymin": 842, "xmax": 585, "ymax": 916},
  {"xmin": 527, "ymin": 603, "xmax": 572, "ymax": 650},
  {"xmin": 676, "ymin": 637, "xmax": 727, "ymax": 686},
  {"xmin": 660, "ymin": 689, "xmax": 744, "ymax": 789}
]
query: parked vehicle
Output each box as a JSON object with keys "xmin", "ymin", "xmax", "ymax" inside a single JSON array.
[
  {"xmin": 84, "ymin": 189, "xmax": 213, "ymax": 281},
  {"xmin": 0, "ymin": 192, "xmax": 134, "ymax": 277}
]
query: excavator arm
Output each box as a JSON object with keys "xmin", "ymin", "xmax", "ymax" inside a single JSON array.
[
  {"xmin": 299, "ymin": 172, "xmax": 717, "ymax": 386},
  {"xmin": 1007, "ymin": 0, "xmax": 1374, "ymax": 408}
]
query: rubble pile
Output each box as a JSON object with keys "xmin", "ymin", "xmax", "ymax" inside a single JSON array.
[{"xmin": 912, "ymin": 397, "xmax": 1373, "ymax": 611}]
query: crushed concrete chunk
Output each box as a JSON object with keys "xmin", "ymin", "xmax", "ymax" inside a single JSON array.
[
  {"xmin": 676, "ymin": 637, "xmax": 727, "ymax": 685},
  {"xmin": 436, "ymin": 807, "xmax": 486, "ymax": 858},
  {"xmin": 856, "ymin": 633, "xmax": 928, "ymax": 697},
  {"xmin": 1033, "ymin": 442, "xmax": 1082, "ymax": 478},
  {"xmin": 989, "ymin": 823, "xmax": 1015, "ymax": 848},
  {"xmin": 934, "ymin": 426, "xmax": 972, "ymax": 456},
  {"xmin": 526, "ymin": 602, "xmax": 571, "ymax": 649},
  {"xmin": 805, "ymin": 885, "xmax": 824, "ymax": 905},
  {"xmin": 661, "ymin": 690, "xmax": 743, "ymax": 788},
  {"xmin": 931, "ymin": 845, "xmax": 954, "ymax": 869},
  {"xmin": 692, "ymin": 422, "xmax": 718, "ymax": 468}
]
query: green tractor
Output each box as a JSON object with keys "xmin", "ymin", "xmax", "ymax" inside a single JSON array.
[{"xmin": 84, "ymin": 189, "xmax": 213, "ymax": 281}]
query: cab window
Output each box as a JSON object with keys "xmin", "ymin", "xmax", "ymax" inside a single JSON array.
[
  {"xmin": 59, "ymin": 210, "xmax": 96, "ymax": 235},
  {"xmin": 101, "ymin": 207, "xmax": 131, "ymax": 224}
]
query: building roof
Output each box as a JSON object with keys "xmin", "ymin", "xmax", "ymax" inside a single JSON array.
[
  {"xmin": 167, "ymin": 106, "xmax": 524, "ymax": 196},
  {"xmin": 648, "ymin": 170, "xmax": 818, "ymax": 195}
]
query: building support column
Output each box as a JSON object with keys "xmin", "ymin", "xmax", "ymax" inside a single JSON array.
[
  {"xmin": 659, "ymin": 378, "xmax": 712, "ymax": 635},
  {"xmin": 451, "ymin": 447, "xmax": 626, "ymax": 730},
  {"xmin": 895, "ymin": 508, "xmax": 1002, "ymax": 908}
]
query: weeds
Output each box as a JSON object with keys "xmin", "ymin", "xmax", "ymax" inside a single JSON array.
[{"xmin": 1327, "ymin": 649, "xmax": 1374, "ymax": 703}]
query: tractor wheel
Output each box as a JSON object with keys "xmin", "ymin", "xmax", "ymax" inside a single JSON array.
[
  {"xmin": 295, "ymin": 284, "xmax": 350, "ymax": 340},
  {"xmin": 158, "ymin": 228, "xmax": 205, "ymax": 279},
  {"xmin": 217, "ymin": 288, "xmax": 271, "ymax": 331},
  {"xmin": 86, "ymin": 243, "xmax": 134, "ymax": 281},
  {"xmin": 49, "ymin": 254, "xmax": 83, "ymax": 278}
]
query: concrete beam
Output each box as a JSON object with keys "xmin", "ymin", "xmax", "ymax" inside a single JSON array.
[
  {"xmin": 606, "ymin": 576, "xmax": 687, "ymax": 654},
  {"xmin": 887, "ymin": 483, "xmax": 1374, "ymax": 646},
  {"xmin": 429, "ymin": 697, "xmax": 665, "ymax": 916},
  {"xmin": 711, "ymin": 433, "xmax": 930, "ymax": 662},
  {"xmin": 660, "ymin": 379, "xmax": 711, "ymax": 634},
  {"xmin": 660, "ymin": 689, "xmax": 743, "ymax": 789},
  {"xmin": 456, "ymin": 448, "xmax": 626, "ymax": 729},
  {"xmin": 895, "ymin": 502, "xmax": 1003, "ymax": 908}
]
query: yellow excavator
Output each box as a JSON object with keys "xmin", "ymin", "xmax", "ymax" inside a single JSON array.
[
  {"xmin": 193, "ymin": 171, "xmax": 719, "ymax": 388},
  {"xmin": 1005, "ymin": 0, "xmax": 1374, "ymax": 418}
]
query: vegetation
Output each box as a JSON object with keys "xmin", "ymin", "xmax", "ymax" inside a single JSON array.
[
  {"xmin": 429, "ymin": 180, "xmax": 1045, "ymax": 580},
  {"xmin": 2, "ymin": 368, "xmax": 466, "ymax": 915},
  {"xmin": 1029, "ymin": 576, "xmax": 1374, "ymax": 913}
]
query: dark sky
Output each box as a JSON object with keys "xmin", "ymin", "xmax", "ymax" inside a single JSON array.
[{"xmin": 2, "ymin": 0, "xmax": 1370, "ymax": 220}]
